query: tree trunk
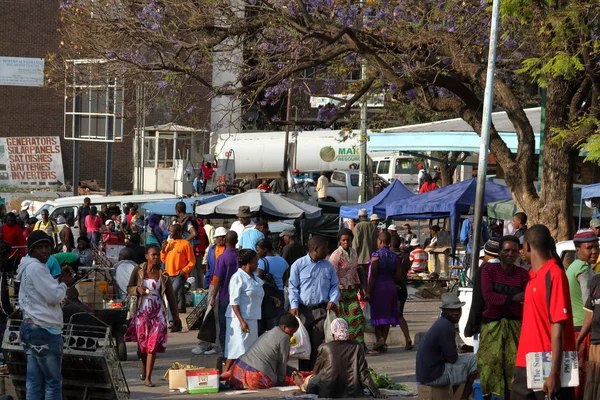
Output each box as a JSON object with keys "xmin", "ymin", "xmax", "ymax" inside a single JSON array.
[{"xmin": 502, "ymin": 89, "xmax": 576, "ymax": 241}]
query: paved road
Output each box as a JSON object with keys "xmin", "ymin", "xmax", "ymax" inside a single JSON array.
[{"xmin": 121, "ymin": 299, "xmax": 442, "ymax": 399}]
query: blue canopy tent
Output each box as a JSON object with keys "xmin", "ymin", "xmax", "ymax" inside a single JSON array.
[
  {"xmin": 385, "ymin": 178, "xmax": 511, "ymax": 249},
  {"xmin": 579, "ymin": 183, "xmax": 600, "ymax": 229},
  {"xmin": 339, "ymin": 180, "xmax": 415, "ymax": 219},
  {"xmin": 141, "ymin": 194, "xmax": 228, "ymax": 216}
]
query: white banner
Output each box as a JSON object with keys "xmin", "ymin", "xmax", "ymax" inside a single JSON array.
[
  {"xmin": 0, "ymin": 57, "xmax": 45, "ymax": 87},
  {"xmin": 0, "ymin": 137, "xmax": 65, "ymax": 187}
]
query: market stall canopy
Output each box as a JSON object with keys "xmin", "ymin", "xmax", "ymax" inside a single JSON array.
[
  {"xmin": 141, "ymin": 194, "xmax": 228, "ymax": 216},
  {"xmin": 386, "ymin": 178, "xmax": 511, "ymax": 249},
  {"xmin": 488, "ymin": 187, "xmax": 581, "ymax": 220},
  {"xmin": 195, "ymin": 191, "xmax": 322, "ymax": 219},
  {"xmin": 339, "ymin": 180, "xmax": 414, "ymax": 219}
]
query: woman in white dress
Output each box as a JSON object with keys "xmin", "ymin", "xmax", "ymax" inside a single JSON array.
[{"xmin": 224, "ymin": 249, "xmax": 265, "ymax": 372}]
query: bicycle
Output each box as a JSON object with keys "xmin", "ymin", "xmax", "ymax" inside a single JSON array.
[{"xmin": 447, "ymin": 254, "xmax": 473, "ymax": 295}]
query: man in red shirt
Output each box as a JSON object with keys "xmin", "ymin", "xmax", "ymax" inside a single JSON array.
[
  {"xmin": 0, "ymin": 212, "xmax": 26, "ymax": 272},
  {"xmin": 512, "ymin": 225, "xmax": 576, "ymax": 400}
]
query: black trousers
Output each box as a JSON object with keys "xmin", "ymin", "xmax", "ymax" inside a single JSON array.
[
  {"xmin": 511, "ymin": 367, "xmax": 575, "ymax": 400},
  {"xmin": 298, "ymin": 304, "xmax": 327, "ymax": 372}
]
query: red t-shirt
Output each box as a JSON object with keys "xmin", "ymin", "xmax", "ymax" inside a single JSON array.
[
  {"xmin": 0, "ymin": 224, "xmax": 26, "ymax": 257},
  {"xmin": 515, "ymin": 258, "xmax": 576, "ymax": 367}
]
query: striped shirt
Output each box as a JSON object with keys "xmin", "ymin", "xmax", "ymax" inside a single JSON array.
[
  {"xmin": 480, "ymin": 262, "xmax": 529, "ymax": 320},
  {"xmin": 409, "ymin": 247, "xmax": 428, "ymax": 273}
]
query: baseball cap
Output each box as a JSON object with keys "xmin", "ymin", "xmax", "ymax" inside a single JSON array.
[
  {"xmin": 387, "ymin": 224, "xmax": 397, "ymax": 231},
  {"xmin": 591, "ymin": 219, "xmax": 600, "ymax": 229}
]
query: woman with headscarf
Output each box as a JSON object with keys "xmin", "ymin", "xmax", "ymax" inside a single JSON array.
[
  {"xmin": 328, "ymin": 228, "xmax": 365, "ymax": 344},
  {"xmin": 293, "ymin": 318, "xmax": 386, "ymax": 398},
  {"xmin": 146, "ymin": 213, "xmax": 165, "ymax": 246}
]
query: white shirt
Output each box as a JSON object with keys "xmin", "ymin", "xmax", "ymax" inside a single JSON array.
[
  {"xmin": 230, "ymin": 221, "xmax": 256, "ymax": 240},
  {"xmin": 316, "ymin": 175, "xmax": 329, "ymax": 198},
  {"xmin": 226, "ymin": 269, "xmax": 264, "ymax": 320}
]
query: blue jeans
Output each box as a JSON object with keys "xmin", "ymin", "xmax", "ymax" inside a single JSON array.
[
  {"xmin": 218, "ymin": 299, "xmax": 228, "ymax": 351},
  {"xmin": 20, "ymin": 322, "xmax": 63, "ymax": 400}
]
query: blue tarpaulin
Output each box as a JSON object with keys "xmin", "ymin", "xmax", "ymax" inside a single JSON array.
[
  {"xmin": 141, "ymin": 194, "xmax": 229, "ymax": 216},
  {"xmin": 339, "ymin": 180, "xmax": 415, "ymax": 219},
  {"xmin": 385, "ymin": 178, "xmax": 511, "ymax": 249}
]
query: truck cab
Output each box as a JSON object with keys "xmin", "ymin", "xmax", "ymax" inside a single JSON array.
[{"xmin": 372, "ymin": 154, "xmax": 420, "ymax": 192}]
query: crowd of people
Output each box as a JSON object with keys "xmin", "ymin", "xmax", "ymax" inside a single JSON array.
[{"xmin": 8, "ymin": 192, "xmax": 600, "ymax": 400}]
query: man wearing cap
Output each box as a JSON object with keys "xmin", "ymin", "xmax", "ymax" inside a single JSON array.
[
  {"xmin": 353, "ymin": 209, "xmax": 379, "ymax": 281},
  {"xmin": 477, "ymin": 236, "xmax": 529, "ymax": 400},
  {"xmin": 17, "ymin": 231, "xmax": 73, "ymax": 400},
  {"xmin": 409, "ymin": 239, "xmax": 428, "ymax": 273},
  {"xmin": 567, "ymin": 230, "xmax": 598, "ymax": 333},
  {"xmin": 590, "ymin": 219, "xmax": 600, "ymax": 238},
  {"xmin": 465, "ymin": 239, "xmax": 500, "ymax": 353},
  {"xmin": 230, "ymin": 206, "xmax": 256, "ymax": 239},
  {"xmin": 416, "ymin": 292, "xmax": 478, "ymax": 396},
  {"xmin": 194, "ymin": 226, "xmax": 228, "ymax": 355},
  {"xmin": 387, "ymin": 224, "xmax": 399, "ymax": 237}
]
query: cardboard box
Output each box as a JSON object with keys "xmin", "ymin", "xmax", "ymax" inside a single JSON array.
[
  {"xmin": 186, "ymin": 368, "xmax": 219, "ymax": 394},
  {"xmin": 418, "ymin": 384, "xmax": 463, "ymax": 400},
  {"xmin": 76, "ymin": 282, "xmax": 109, "ymax": 310},
  {"xmin": 167, "ymin": 369, "xmax": 188, "ymax": 391}
]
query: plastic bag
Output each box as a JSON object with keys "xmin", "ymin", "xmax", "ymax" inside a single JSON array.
[
  {"xmin": 362, "ymin": 302, "xmax": 375, "ymax": 333},
  {"xmin": 289, "ymin": 316, "xmax": 311, "ymax": 360},
  {"xmin": 324, "ymin": 311, "xmax": 336, "ymax": 343}
]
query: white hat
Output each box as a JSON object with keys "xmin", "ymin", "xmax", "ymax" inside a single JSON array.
[
  {"xmin": 105, "ymin": 219, "xmax": 114, "ymax": 226},
  {"xmin": 410, "ymin": 238, "xmax": 420, "ymax": 247},
  {"xmin": 370, "ymin": 214, "xmax": 380, "ymax": 222},
  {"xmin": 214, "ymin": 227, "xmax": 228, "ymax": 238},
  {"xmin": 387, "ymin": 224, "xmax": 397, "ymax": 231},
  {"xmin": 358, "ymin": 208, "xmax": 368, "ymax": 217}
]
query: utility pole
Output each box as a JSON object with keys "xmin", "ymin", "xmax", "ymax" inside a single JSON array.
[
  {"xmin": 283, "ymin": 88, "xmax": 292, "ymax": 175},
  {"xmin": 358, "ymin": 56, "xmax": 368, "ymax": 203},
  {"xmin": 469, "ymin": 0, "xmax": 501, "ymax": 279}
]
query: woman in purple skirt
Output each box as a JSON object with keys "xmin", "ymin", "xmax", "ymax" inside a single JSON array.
[{"xmin": 366, "ymin": 231, "xmax": 402, "ymax": 354}]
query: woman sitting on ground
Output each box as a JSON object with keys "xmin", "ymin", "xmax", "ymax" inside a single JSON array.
[
  {"xmin": 226, "ymin": 313, "xmax": 300, "ymax": 389},
  {"xmin": 293, "ymin": 318, "xmax": 386, "ymax": 398}
]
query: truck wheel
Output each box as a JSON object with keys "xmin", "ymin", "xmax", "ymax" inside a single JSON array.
[{"xmin": 326, "ymin": 197, "xmax": 336, "ymax": 202}]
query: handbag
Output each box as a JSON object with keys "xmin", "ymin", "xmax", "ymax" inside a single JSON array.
[{"xmin": 261, "ymin": 258, "xmax": 279, "ymax": 319}]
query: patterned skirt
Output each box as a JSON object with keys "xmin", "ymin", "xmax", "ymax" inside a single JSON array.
[
  {"xmin": 477, "ymin": 319, "xmax": 521, "ymax": 398},
  {"xmin": 335, "ymin": 287, "xmax": 365, "ymax": 343},
  {"xmin": 230, "ymin": 359, "xmax": 274, "ymax": 390}
]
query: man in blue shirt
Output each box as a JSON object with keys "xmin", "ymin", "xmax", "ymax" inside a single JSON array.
[
  {"xmin": 238, "ymin": 220, "xmax": 269, "ymax": 250},
  {"xmin": 416, "ymin": 293, "xmax": 477, "ymax": 397},
  {"xmin": 460, "ymin": 215, "xmax": 489, "ymax": 269},
  {"xmin": 289, "ymin": 236, "xmax": 340, "ymax": 371}
]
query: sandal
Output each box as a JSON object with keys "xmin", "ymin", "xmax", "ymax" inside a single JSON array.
[
  {"xmin": 144, "ymin": 381, "xmax": 155, "ymax": 387},
  {"xmin": 404, "ymin": 340, "xmax": 415, "ymax": 351},
  {"xmin": 372, "ymin": 338, "xmax": 385, "ymax": 352}
]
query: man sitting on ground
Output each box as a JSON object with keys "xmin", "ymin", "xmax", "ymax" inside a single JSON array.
[
  {"xmin": 227, "ymin": 313, "xmax": 300, "ymax": 390},
  {"xmin": 416, "ymin": 293, "xmax": 478, "ymax": 400}
]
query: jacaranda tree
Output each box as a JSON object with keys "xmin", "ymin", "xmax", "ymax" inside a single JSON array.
[{"xmin": 55, "ymin": 0, "xmax": 600, "ymax": 239}]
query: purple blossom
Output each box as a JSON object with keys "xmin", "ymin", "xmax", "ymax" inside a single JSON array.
[
  {"xmin": 59, "ymin": 0, "xmax": 73, "ymax": 10},
  {"xmin": 406, "ymin": 90, "xmax": 417, "ymax": 100},
  {"xmin": 105, "ymin": 51, "xmax": 117, "ymax": 59},
  {"xmin": 317, "ymin": 104, "xmax": 338, "ymax": 121},
  {"xmin": 158, "ymin": 80, "xmax": 168, "ymax": 88},
  {"xmin": 388, "ymin": 83, "xmax": 398, "ymax": 91},
  {"xmin": 186, "ymin": 106, "xmax": 197, "ymax": 114}
]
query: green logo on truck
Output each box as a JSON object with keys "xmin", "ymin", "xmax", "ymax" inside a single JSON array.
[{"xmin": 320, "ymin": 146, "xmax": 360, "ymax": 162}]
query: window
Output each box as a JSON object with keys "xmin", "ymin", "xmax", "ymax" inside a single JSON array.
[
  {"xmin": 143, "ymin": 137, "xmax": 156, "ymax": 167},
  {"xmin": 395, "ymin": 159, "xmax": 418, "ymax": 174},
  {"xmin": 51, "ymin": 206, "xmax": 76, "ymax": 220},
  {"xmin": 332, "ymin": 171, "xmax": 346, "ymax": 184},
  {"xmin": 373, "ymin": 161, "xmax": 379, "ymax": 173},
  {"xmin": 377, "ymin": 160, "xmax": 390, "ymax": 175},
  {"xmin": 350, "ymin": 174, "xmax": 359, "ymax": 187},
  {"xmin": 157, "ymin": 134, "xmax": 174, "ymax": 168}
]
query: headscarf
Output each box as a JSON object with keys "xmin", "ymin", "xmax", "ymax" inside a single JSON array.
[
  {"xmin": 330, "ymin": 318, "xmax": 349, "ymax": 341},
  {"xmin": 147, "ymin": 213, "xmax": 164, "ymax": 243}
]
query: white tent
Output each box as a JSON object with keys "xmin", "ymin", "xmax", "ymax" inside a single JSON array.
[{"xmin": 195, "ymin": 191, "xmax": 322, "ymax": 219}]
